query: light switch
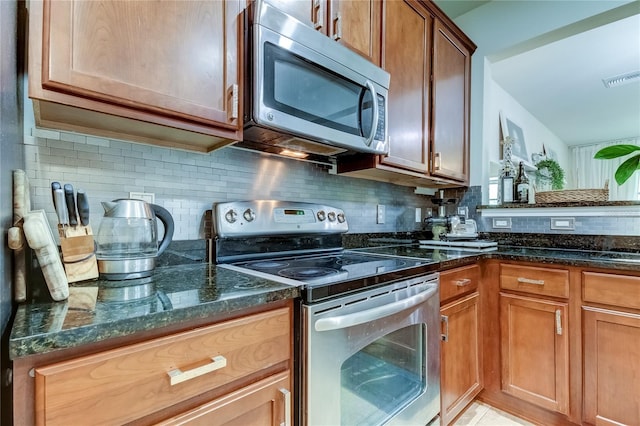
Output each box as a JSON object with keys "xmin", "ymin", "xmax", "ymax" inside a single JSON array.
[{"xmin": 377, "ymin": 205, "xmax": 385, "ymax": 224}]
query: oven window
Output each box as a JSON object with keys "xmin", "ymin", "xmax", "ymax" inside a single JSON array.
[
  {"xmin": 263, "ymin": 42, "xmax": 370, "ymax": 136},
  {"xmin": 340, "ymin": 324, "xmax": 425, "ymax": 425}
]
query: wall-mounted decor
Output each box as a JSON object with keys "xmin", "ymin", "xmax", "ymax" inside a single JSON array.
[{"xmin": 500, "ymin": 111, "xmax": 530, "ymax": 167}]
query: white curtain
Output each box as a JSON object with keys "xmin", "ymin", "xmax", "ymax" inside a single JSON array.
[{"xmin": 570, "ymin": 138, "xmax": 640, "ymax": 201}]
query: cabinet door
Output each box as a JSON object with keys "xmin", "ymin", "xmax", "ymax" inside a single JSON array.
[
  {"xmin": 583, "ymin": 307, "xmax": 640, "ymax": 426},
  {"xmin": 157, "ymin": 371, "xmax": 292, "ymax": 426},
  {"xmin": 431, "ymin": 19, "xmax": 471, "ymax": 182},
  {"xmin": 42, "ymin": 0, "xmax": 241, "ymax": 130},
  {"xmin": 380, "ymin": 0, "xmax": 431, "ymax": 173},
  {"xmin": 441, "ymin": 292, "xmax": 482, "ymax": 426},
  {"xmin": 328, "ymin": 0, "xmax": 382, "ymax": 65},
  {"xmin": 268, "ymin": 0, "xmax": 323, "ymax": 31},
  {"xmin": 500, "ymin": 293, "xmax": 569, "ymax": 414}
]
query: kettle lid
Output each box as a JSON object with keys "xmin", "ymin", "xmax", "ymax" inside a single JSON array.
[{"xmin": 101, "ymin": 199, "xmax": 155, "ymax": 219}]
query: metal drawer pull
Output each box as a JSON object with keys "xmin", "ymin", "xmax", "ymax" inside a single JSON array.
[
  {"xmin": 167, "ymin": 355, "xmax": 227, "ymax": 386},
  {"xmin": 441, "ymin": 315, "xmax": 449, "ymax": 342},
  {"xmin": 555, "ymin": 310, "xmax": 563, "ymax": 335},
  {"xmin": 332, "ymin": 13, "xmax": 342, "ymax": 40},
  {"xmin": 517, "ymin": 277, "xmax": 545, "ymax": 285},
  {"xmin": 279, "ymin": 388, "xmax": 291, "ymax": 426},
  {"xmin": 455, "ymin": 278, "xmax": 472, "ymax": 287}
]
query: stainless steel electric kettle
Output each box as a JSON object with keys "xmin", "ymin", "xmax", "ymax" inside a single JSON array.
[{"xmin": 95, "ymin": 199, "xmax": 174, "ymax": 280}]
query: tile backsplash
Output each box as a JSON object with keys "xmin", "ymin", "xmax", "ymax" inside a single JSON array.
[{"xmin": 24, "ymin": 128, "xmax": 432, "ymax": 240}]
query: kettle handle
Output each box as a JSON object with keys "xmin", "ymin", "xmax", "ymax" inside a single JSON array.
[{"xmin": 151, "ymin": 204, "xmax": 174, "ymax": 256}]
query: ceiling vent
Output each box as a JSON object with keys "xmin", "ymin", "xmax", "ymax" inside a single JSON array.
[{"xmin": 602, "ymin": 70, "xmax": 640, "ymax": 88}]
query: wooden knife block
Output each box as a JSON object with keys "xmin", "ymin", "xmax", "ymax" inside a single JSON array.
[{"xmin": 59, "ymin": 225, "xmax": 99, "ymax": 283}]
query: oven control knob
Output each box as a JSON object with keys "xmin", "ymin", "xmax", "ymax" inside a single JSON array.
[
  {"xmin": 243, "ymin": 208, "xmax": 256, "ymax": 222},
  {"xmin": 317, "ymin": 210, "xmax": 326, "ymax": 221},
  {"xmin": 337, "ymin": 213, "xmax": 345, "ymax": 223},
  {"xmin": 327, "ymin": 211, "xmax": 337, "ymax": 222},
  {"xmin": 224, "ymin": 209, "xmax": 238, "ymax": 223}
]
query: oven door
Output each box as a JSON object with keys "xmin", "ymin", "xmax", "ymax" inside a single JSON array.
[{"xmin": 302, "ymin": 274, "xmax": 440, "ymax": 426}]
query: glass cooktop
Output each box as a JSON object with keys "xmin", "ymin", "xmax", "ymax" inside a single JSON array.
[{"xmin": 226, "ymin": 251, "xmax": 436, "ymax": 302}]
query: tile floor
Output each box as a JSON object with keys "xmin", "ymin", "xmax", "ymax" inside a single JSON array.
[{"xmin": 453, "ymin": 401, "xmax": 535, "ymax": 426}]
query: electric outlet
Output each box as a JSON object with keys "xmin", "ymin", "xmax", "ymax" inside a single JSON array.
[
  {"xmin": 415, "ymin": 208, "xmax": 422, "ymax": 223},
  {"xmin": 377, "ymin": 204, "xmax": 385, "ymax": 224},
  {"xmin": 129, "ymin": 192, "xmax": 155, "ymax": 203}
]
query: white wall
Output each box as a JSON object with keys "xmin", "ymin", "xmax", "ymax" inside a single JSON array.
[
  {"xmin": 451, "ymin": 0, "xmax": 633, "ymax": 201},
  {"xmin": 484, "ymin": 65, "xmax": 571, "ymax": 186}
]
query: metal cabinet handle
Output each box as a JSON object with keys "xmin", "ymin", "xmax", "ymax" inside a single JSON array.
[
  {"xmin": 312, "ymin": 0, "xmax": 323, "ymax": 29},
  {"xmin": 332, "ymin": 13, "xmax": 341, "ymax": 40},
  {"xmin": 167, "ymin": 355, "xmax": 227, "ymax": 386},
  {"xmin": 227, "ymin": 84, "xmax": 238, "ymax": 120},
  {"xmin": 279, "ymin": 388, "xmax": 291, "ymax": 426},
  {"xmin": 455, "ymin": 278, "xmax": 471, "ymax": 287},
  {"xmin": 555, "ymin": 309, "xmax": 563, "ymax": 335},
  {"xmin": 434, "ymin": 152, "xmax": 441, "ymax": 170},
  {"xmin": 441, "ymin": 315, "xmax": 449, "ymax": 342},
  {"xmin": 517, "ymin": 277, "xmax": 545, "ymax": 285}
]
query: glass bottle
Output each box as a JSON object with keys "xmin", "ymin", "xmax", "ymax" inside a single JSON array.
[{"xmin": 514, "ymin": 161, "xmax": 530, "ymax": 203}]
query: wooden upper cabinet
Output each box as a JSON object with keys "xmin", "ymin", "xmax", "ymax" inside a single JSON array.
[
  {"xmin": 380, "ymin": 0, "xmax": 431, "ymax": 173},
  {"xmin": 29, "ymin": 0, "xmax": 243, "ymax": 152},
  {"xmin": 328, "ymin": 0, "xmax": 382, "ymax": 66},
  {"xmin": 273, "ymin": 0, "xmax": 382, "ymax": 65},
  {"xmin": 337, "ymin": 0, "xmax": 475, "ymax": 188},
  {"xmin": 267, "ymin": 0, "xmax": 324, "ymax": 30},
  {"xmin": 431, "ymin": 19, "xmax": 471, "ymax": 183}
]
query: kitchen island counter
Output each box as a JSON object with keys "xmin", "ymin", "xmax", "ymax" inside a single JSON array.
[
  {"xmin": 353, "ymin": 244, "xmax": 640, "ymax": 272},
  {"xmin": 9, "ymin": 263, "xmax": 300, "ymax": 359}
]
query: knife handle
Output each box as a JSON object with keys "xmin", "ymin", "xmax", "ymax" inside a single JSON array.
[
  {"xmin": 76, "ymin": 189, "xmax": 90, "ymax": 226},
  {"xmin": 51, "ymin": 181, "xmax": 62, "ymax": 209},
  {"xmin": 64, "ymin": 184, "xmax": 78, "ymax": 226},
  {"xmin": 53, "ymin": 188, "xmax": 69, "ymax": 226}
]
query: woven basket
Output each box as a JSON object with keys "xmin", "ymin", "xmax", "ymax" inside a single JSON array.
[{"xmin": 536, "ymin": 180, "xmax": 609, "ymax": 204}]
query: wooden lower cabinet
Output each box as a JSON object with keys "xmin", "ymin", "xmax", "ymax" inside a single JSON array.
[
  {"xmin": 158, "ymin": 371, "xmax": 291, "ymax": 426},
  {"xmin": 440, "ymin": 292, "xmax": 482, "ymax": 425},
  {"xmin": 14, "ymin": 303, "xmax": 293, "ymax": 426},
  {"xmin": 583, "ymin": 307, "xmax": 640, "ymax": 426},
  {"xmin": 499, "ymin": 293, "xmax": 569, "ymax": 415}
]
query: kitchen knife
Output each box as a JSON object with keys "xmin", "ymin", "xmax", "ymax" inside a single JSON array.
[
  {"xmin": 76, "ymin": 189, "xmax": 90, "ymax": 226},
  {"xmin": 64, "ymin": 184, "xmax": 78, "ymax": 226},
  {"xmin": 51, "ymin": 181, "xmax": 62, "ymax": 209},
  {"xmin": 53, "ymin": 188, "xmax": 69, "ymax": 226}
]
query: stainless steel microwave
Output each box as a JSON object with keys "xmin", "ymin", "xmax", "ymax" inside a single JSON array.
[{"xmin": 242, "ymin": 0, "xmax": 390, "ymax": 158}]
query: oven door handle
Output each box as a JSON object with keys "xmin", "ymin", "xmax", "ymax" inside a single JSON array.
[{"xmin": 314, "ymin": 285, "xmax": 437, "ymax": 332}]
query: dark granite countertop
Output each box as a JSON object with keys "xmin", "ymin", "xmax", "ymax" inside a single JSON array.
[
  {"xmin": 9, "ymin": 263, "xmax": 299, "ymax": 360},
  {"xmin": 352, "ymin": 244, "xmax": 640, "ymax": 272},
  {"xmin": 11, "ymin": 241, "xmax": 639, "ymax": 360}
]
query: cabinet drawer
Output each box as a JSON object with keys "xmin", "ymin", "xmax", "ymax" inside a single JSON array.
[
  {"xmin": 583, "ymin": 272, "xmax": 640, "ymax": 310},
  {"xmin": 35, "ymin": 307, "xmax": 291, "ymax": 426},
  {"xmin": 440, "ymin": 264, "xmax": 480, "ymax": 303},
  {"xmin": 500, "ymin": 264, "xmax": 569, "ymax": 298}
]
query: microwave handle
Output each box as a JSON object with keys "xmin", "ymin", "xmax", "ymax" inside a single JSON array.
[
  {"xmin": 314, "ymin": 284, "xmax": 437, "ymax": 332},
  {"xmin": 364, "ymin": 80, "xmax": 379, "ymax": 147}
]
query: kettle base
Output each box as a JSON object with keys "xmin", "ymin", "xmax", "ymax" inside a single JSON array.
[{"xmin": 97, "ymin": 257, "xmax": 156, "ymax": 280}]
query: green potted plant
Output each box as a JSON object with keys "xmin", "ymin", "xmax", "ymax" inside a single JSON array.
[
  {"xmin": 535, "ymin": 158, "xmax": 564, "ymax": 190},
  {"xmin": 594, "ymin": 144, "xmax": 640, "ymax": 185}
]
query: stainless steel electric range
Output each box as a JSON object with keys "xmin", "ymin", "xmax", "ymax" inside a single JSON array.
[{"xmin": 213, "ymin": 200, "xmax": 441, "ymax": 426}]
